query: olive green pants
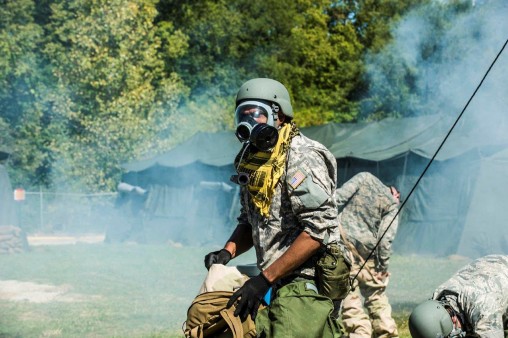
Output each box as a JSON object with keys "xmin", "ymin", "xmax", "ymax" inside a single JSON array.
[
  {"xmin": 341, "ymin": 260, "xmax": 398, "ymax": 338},
  {"xmin": 256, "ymin": 280, "xmax": 342, "ymax": 338}
]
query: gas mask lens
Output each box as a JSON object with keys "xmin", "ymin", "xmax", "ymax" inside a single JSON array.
[
  {"xmin": 235, "ymin": 102, "xmax": 269, "ymax": 140},
  {"xmin": 234, "ymin": 101, "xmax": 278, "ymax": 150}
]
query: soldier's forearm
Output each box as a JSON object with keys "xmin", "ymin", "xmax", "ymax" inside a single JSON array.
[
  {"xmin": 262, "ymin": 231, "xmax": 321, "ymax": 283},
  {"xmin": 225, "ymin": 223, "xmax": 253, "ymax": 258}
]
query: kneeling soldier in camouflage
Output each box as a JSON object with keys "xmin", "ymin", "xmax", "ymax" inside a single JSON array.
[{"xmin": 409, "ymin": 254, "xmax": 508, "ymax": 338}]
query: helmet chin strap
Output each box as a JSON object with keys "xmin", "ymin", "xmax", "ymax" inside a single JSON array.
[
  {"xmin": 449, "ymin": 329, "xmax": 465, "ymax": 338},
  {"xmin": 268, "ymin": 101, "xmax": 284, "ymax": 129},
  {"xmin": 448, "ymin": 317, "xmax": 465, "ymax": 338},
  {"xmin": 441, "ymin": 301, "xmax": 466, "ymax": 338},
  {"xmin": 267, "ymin": 107, "xmax": 278, "ymax": 128}
]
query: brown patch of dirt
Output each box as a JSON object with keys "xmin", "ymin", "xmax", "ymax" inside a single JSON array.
[
  {"xmin": 27, "ymin": 234, "xmax": 105, "ymax": 246},
  {"xmin": 0, "ymin": 280, "xmax": 100, "ymax": 303}
]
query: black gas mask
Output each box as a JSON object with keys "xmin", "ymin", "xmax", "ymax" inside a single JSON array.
[{"xmin": 234, "ymin": 100, "xmax": 279, "ymax": 151}]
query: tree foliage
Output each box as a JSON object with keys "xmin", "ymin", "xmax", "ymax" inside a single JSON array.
[
  {"xmin": 157, "ymin": 0, "xmax": 365, "ymax": 127},
  {"xmin": 0, "ymin": 0, "xmax": 50, "ymax": 186},
  {"xmin": 357, "ymin": 0, "xmax": 482, "ymax": 120},
  {"xmin": 3, "ymin": 0, "xmax": 469, "ymax": 191},
  {"xmin": 2, "ymin": 0, "xmax": 189, "ymax": 190}
]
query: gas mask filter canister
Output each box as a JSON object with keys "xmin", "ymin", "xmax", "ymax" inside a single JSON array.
[{"xmin": 234, "ymin": 100, "xmax": 279, "ymax": 151}]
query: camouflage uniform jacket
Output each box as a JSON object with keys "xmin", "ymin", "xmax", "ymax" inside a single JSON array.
[
  {"xmin": 432, "ymin": 255, "xmax": 508, "ymax": 338},
  {"xmin": 237, "ymin": 133, "xmax": 341, "ymax": 278},
  {"xmin": 335, "ymin": 172, "xmax": 399, "ymax": 272}
]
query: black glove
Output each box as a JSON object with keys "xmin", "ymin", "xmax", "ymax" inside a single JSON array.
[
  {"xmin": 204, "ymin": 249, "xmax": 232, "ymax": 270},
  {"xmin": 226, "ymin": 273, "xmax": 271, "ymax": 321}
]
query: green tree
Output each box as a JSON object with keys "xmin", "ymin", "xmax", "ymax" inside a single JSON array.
[
  {"xmin": 158, "ymin": 0, "xmax": 364, "ymax": 128},
  {"xmin": 328, "ymin": 0, "xmax": 431, "ymax": 53},
  {"xmin": 358, "ymin": 0, "xmax": 478, "ymax": 120},
  {"xmin": 251, "ymin": 0, "xmax": 363, "ymax": 125},
  {"xmin": 41, "ymin": 0, "xmax": 189, "ymax": 190},
  {"xmin": 1, "ymin": 0, "xmax": 471, "ymax": 193},
  {"xmin": 0, "ymin": 116, "xmax": 13, "ymax": 158},
  {"xmin": 0, "ymin": 0, "xmax": 53, "ymax": 187},
  {"xmin": 156, "ymin": 0, "xmax": 246, "ymax": 133},
  {"xmin": 326, "ymin": 0, "xmax": 431, "ymax": 121}
]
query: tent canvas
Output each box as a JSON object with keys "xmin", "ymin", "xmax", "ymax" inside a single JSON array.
[
  {"xmin": 455, "ymin": 147, "xmax": 508, "ymax": 257},
  {"xmin": 118, "ymin": 115, "xmax": 508, "ymax": 258}
]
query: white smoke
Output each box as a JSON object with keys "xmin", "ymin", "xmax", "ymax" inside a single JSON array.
[
  {"xmin": 365, "ymin": 0, "xmax": 507, "ymax": 141},
  {"xmin": 368, "ymin": 0, "xmax": 508, "ymax": 258}
]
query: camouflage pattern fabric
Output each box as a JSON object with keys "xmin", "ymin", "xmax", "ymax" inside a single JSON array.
[
  {"xmin": 336, "ymin": 172, "xmax": 399, "ymax": 272},
  {"xmin": 432, "ymin": 255, "xmax": 508, "ymax": 338},
  {"xmin": 341, "ymin": 260, "xmax": 398, "ymax": 338},
  {"xmin": 336, "ymin": 172, "xmax": 399, "ymax": 338},
  {"xmin": 237, "ymin": 132, "xmax": 342, "ymax": 278}
]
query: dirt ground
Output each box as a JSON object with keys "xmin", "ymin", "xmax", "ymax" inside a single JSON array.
[
  {"xmin": 0, "ymin": 235, "xmax": 104, "ymax": 303},
  {"xmin": 26, "ymin": 234, "xmax": 105, "ymax": 246},
  {"xmin": 0, "ymin": 280, "xmax": 100, "ymax": 303}
]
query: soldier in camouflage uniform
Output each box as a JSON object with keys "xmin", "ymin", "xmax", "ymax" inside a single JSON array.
[
  {"xmin": 409, "ymin": 254, "xmax": 508, "ymax": 338},
  {"xmin": 336, "ymin": 172, "xmax": 400, "ymax": 338},
  {"xmin": 204, "ymin": 78, "xmax": 350, "ymax": 337}
]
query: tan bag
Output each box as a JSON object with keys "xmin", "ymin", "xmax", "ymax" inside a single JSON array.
[{"xmin": 184, "ymin": 291, "xmax": 256, "ymax": 338}]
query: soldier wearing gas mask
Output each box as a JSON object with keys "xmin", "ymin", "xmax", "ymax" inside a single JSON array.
[{"xmin": 204, "ymin": 78, "xmax": 350, "ymax": 337}]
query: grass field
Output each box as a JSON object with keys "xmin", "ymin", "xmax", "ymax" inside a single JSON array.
[{"xmin": 0, "ymin": 241, "xmax": 470, "ymax": 338}]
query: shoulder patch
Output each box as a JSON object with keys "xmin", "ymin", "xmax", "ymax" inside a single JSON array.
[{"xmin": 289, "ymin": 170, "xmax": 306, "ymax": 189}]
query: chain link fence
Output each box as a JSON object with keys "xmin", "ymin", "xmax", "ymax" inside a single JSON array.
[{"xmin": 13, "ymin": 190, "xmax": 118, "ymax": 235}]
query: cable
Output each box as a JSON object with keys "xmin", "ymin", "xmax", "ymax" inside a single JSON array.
[{"xmin": 349, "ymin": 37, "xmax": 508, "ymax": 289}]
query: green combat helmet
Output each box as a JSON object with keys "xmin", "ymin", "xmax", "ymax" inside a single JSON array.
[
  {"xmin": 236, "ymin": 78, "xmax": 293, "ymax": 118},
  {"xmin": 408, "ymin": 300, "xmax": 454, "ymax": 338}
]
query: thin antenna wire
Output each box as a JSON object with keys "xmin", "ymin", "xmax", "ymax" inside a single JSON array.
[{"xmin": 350, "ymin": 37, "xmax": 508, "ymax": 287}]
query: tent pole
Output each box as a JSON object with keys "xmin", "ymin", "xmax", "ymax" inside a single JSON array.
[
  {"xmin": 39, "ymin": 186, "xmax": 44, "ymax": 231},
  {"xmin": 401, "ymin": 152, "xmax": 409, "ymax": 189},
  {"xmin": 344, "ymin": 158, "xmax": 349, "ymax": 183}
]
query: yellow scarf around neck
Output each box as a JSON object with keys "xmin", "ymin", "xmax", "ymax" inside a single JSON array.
[{"xmin": 236, "ymin": 123, "xmax": 298, "ymax": 217}]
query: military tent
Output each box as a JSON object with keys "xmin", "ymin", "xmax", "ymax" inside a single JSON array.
[
  {"xmin": 118, "ymin": 115, "xmax": 508, "ymax": 258},
  {"xmin": 111, "ymin": 132, "xmax": 241, "ymax": 244}
]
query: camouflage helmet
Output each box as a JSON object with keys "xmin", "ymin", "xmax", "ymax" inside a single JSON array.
[
  {"xmin": 236, "ymin": 78, "xmax": 293, "ymax": 118},
  {"xmin": 408, "ymin": 300, "xmax": 454, "ymax": 338}
]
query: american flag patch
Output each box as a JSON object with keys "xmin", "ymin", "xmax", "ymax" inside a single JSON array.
[{"xmin": 289, "ymin": 170, "xmax": 306, "ymax": 189}]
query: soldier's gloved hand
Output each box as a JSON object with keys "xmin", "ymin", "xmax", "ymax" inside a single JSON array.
[
  {"xmin": 204, "ymin": 249, "xmax": 232, "ymax": 270},
  {"xmin": 226, "ymin": 272, "xmax": 271, "ymax": 321}
]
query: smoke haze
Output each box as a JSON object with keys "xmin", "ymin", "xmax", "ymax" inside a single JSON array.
[
  {"xmin": 364, "ymin": 0, "xmax": 508, "ymax": 257},
  {"xmin": 111, "ymin": 0, "xmax": 508, "ymax": 255},
  {"xmin": 2, "ymin": 1, "xmax": 508, "ymax": 335},
  {"xmin": 365, "ymin": 0, "xmax": 508, "ymax": 137}
]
